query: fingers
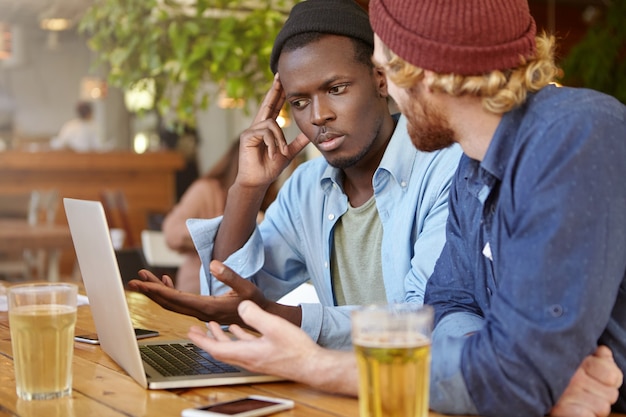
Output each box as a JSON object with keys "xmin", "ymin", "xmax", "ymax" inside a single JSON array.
[
  {"xmin": 137, "ymin": 269, "xmax": 161, "ymax": 283},
  {"xmin": 585, "ymin": 346, "xmax": 624, "ymax": 388},
  {"xmin": 253, "ymin": 73, "xmax": 286, "ymax": 125},
  {"xmin": 240, "ymin": 123, "xmax": 288, "ymax": 161},
  {"xmin": 189, "ymin": 325, "xmax": 209, "ymax": 338},
  {"xmin": 577, "ymin": 365, "xmax": 620, "ymax": 407},
  {"xmin": 161, "ymin": 275, "xmax": 174, "ymax": 287},
  {"xmin": 206, "ymin": 322, "xmax": 233, "ymax": 342},
  {"xmin": 236, "ymin": 300, "xmax": 285, "ymax": 337},
  {"xmin": 137, "ymin": 269, "xmax": 175, "ymax": 287},
  {"xmin": 595, "ymin": 345, "xmax": 614, "ymax": 359},
  {"xmin": 551, "ymin": 397, "xmax": 607, "ymax": 417},
  {"xmin": 127, "ymin": 279, "xmax": 158, "ymax": 294},
  {"xmin": 252, "ymin": 128, "xmax": 309, "ymax": 162},
  {"xmin": 551, "ymin": 350, "xmax": 621, "ymax": 417},
  {"xmin": 227, "ymin": 323, "xmax": 258, "ymax": 341},
  {"xmin": 551, "ymin": 370, "xmax": 599, "ymax": 417},
  {"xmin": 257, "ymin": 125, "xmax": 287, "ymax": 160},
  {"xmin": 288, "ymin": 132, "xmax": 311, "ymax": 156},
  {"xmin": 187, "ymin": 321, "xmax": 261, "ymax": 370},
  {"xmin": 245, "ymin": 74, "xmax": 291, "ymax": 160},
  {"xmin": 128, "ymin": 280, "xmax": 209, "ymax": 319},
  {"xmin": 209, "ymin": 260, "xmax": 257, "ymax": 298},
  {"xmin": 188, "ymin": 325, "xmax": 220, "ymax": 352}
]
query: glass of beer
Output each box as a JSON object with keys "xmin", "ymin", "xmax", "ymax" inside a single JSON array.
[
  {"xmin": 352, "ymin": 304, "xmax": 433, "ymax": 417},
  {"xmin": 8, "ymin": 283, "xmax": 78, "ymax": 400}
]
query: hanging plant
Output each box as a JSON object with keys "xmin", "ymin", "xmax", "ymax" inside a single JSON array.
[{"xmin": 79, "ymin": 0, "xmax": 299, "ymax": 127}]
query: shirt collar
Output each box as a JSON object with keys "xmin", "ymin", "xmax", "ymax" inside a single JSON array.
[
  {"xmin": 463, "ymin": 97, "xmax": 533, "ymax": 203},
  {"xmin": 377, "ymin": 114, "xmax": 415, "ymax": 186},
  {"xmin": 480, "ymin": 93, "xmax": 536, "ymax": 181}
]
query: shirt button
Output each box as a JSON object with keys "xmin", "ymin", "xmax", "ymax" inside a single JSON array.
[
  {"xmin": 487, "ymin": 287, "xmax": 492, "ymax": 296},
  {"xmin": 328, "ymin": 214, "xmax": 335, "ymax": 220},
  {"xmin": 400, "ymin": 181, "xmax": 407, "ymax": 188},
  {"xmin": 549, "ymin": 304, "xmax": 564, "ymax": 317},
  {"xmin": 324, "ymin": 262, "xmax": 328, "ymax": 268}
]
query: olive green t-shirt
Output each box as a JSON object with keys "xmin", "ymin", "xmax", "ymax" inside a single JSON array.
[{"xmin": 331, "ymin": 196, "xmax": 386, "ymax": 306}]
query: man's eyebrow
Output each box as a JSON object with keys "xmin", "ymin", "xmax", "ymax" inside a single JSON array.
[
  {"xmin": 284, "ymin": 91, "xmax": 303, "ymax": 100},
  {"xmin": 284, "ymin": 75, "xmax": 345, "ymax": 100}
]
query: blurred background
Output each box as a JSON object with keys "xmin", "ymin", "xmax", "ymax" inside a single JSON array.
[
  {"xmin": 0, "ymin": 0, "xmax": 623, "ymax": 282},
  {"xmin": 0, "ymin": 0, "xmax": 623, "ymax": 170}
]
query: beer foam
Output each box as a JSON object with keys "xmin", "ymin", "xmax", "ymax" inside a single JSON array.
[{"xmin": 353, "ymin": 333, "xmax": 430, "ymax": 348}]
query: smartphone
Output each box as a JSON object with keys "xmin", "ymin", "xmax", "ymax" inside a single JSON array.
[
  {"xmin": 181, "ymin": 395, "xmax": 294, "ymax": 417},
  {"xmin": 74, "ymin": 328, "xmax": 159, "ymax": 344}
]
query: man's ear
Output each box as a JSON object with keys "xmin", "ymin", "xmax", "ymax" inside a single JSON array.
[{"xmin": 373, "ymin": 66, "xmax": 389, "ymax": 98}]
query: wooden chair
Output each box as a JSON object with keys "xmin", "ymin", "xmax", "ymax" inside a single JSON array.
[
  {"xmin": 100, "ymin": 189, "xmax": 135, "ymax": 248},
  {"xmin": 0, "ymin": 189, "xmax": 59, "ymax": 280}
]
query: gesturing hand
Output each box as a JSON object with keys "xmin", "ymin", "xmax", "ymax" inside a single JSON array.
[
  {"xmin": 127, "ymin": 263, "xmax": 272, "ymax": 327},
  {"xmin": 188, "ymin": 299, "xmax": 320, "ymax": 380}
]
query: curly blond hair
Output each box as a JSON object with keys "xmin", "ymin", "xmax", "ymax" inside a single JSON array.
[{"xmin": 380, "ymin": 33, "xmax": 559, "ymax": 114}]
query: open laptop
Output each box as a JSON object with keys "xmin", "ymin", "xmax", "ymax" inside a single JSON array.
[{"xmin": 63, "ymin": 197, "xmax": 283, "ymax": 389}]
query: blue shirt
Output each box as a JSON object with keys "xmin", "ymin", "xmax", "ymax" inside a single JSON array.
[
  {"xmin": 188, "ymin": 115, "xmax": 462, "ymax": 349},
  {"xmin": 425, "ymin": 86, "xmax": 626, "ymax": 416}
]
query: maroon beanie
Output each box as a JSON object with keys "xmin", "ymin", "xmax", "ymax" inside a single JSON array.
[{"xmin": 369, "ymin": 0, "xmax": 537, "ymax": 75}]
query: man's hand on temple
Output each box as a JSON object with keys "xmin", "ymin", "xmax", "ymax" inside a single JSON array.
[{"xmin": 236, "ymin": 74, "xmax": 309, "ymax": 189}]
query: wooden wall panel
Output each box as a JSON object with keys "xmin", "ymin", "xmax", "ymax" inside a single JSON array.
[{"xmin": 0, "ymin": 150, "xmax": 185, "ymax": 276}]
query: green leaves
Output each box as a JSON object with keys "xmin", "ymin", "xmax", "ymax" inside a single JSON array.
[
  {"xmin": 79, "ymin": 0, "xmax": 298, "ymax": 126},
  {"xmin": 560, "ymin": 0, "xmax": 626, "ymax": 104}
]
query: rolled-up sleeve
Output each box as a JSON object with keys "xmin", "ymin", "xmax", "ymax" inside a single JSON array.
[{"xmin": 429, "ymin": 312, "xmax": 483, "ymax": 415}]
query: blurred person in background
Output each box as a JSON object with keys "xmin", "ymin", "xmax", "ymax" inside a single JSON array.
[{"xmin": 50, "ymin": 100, "xmax": 108, "ymax": 152}]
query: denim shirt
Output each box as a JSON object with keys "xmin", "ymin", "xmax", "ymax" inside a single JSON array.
[
  {"xmin": 426, "ymin": 86, "xmax": 626, "ymax": 416},
  {"xmin": 188, "ymin": 115, "xmax": 462, "ymax": 349}
]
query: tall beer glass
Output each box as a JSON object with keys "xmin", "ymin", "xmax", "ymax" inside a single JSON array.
[
  {"xmin": 352, "ymin": 304, "xmax": 433, "ymax": 417},
  {"xmin": 8, "ymin": 283, "xmax": 78, "ymax": 400}
]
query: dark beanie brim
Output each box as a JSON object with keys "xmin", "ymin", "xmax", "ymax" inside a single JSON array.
[{"xmin": 270, "ymin": 0, "xmax": 374, "ymax": 74}]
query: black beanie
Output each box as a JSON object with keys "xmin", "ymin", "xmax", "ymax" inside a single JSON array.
[{"xmin": 270, "ymin": 0, "xmax": 374, "ymax": 74}]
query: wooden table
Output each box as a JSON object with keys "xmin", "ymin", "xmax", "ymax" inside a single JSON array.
[
  {"xmin": 0, "ymin": 220, "xmax": 74, "ymax": 281},
  {"xmin": 0, "ymin": 286, "xmax": 624, "ymax": 417}
]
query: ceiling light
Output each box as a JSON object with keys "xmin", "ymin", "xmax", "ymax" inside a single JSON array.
[
  {"xmin": 218, "ymin": 91, "xmax": 245, "ymax": 109},
  {"xmin": 40, "ymin": 18, "xmax": 71, "ymax": 31}
]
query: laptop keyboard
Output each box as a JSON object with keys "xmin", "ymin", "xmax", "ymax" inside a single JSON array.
[{"xmin": 139, "ymin": 343, "xmax": 241, "ymax": 377}]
